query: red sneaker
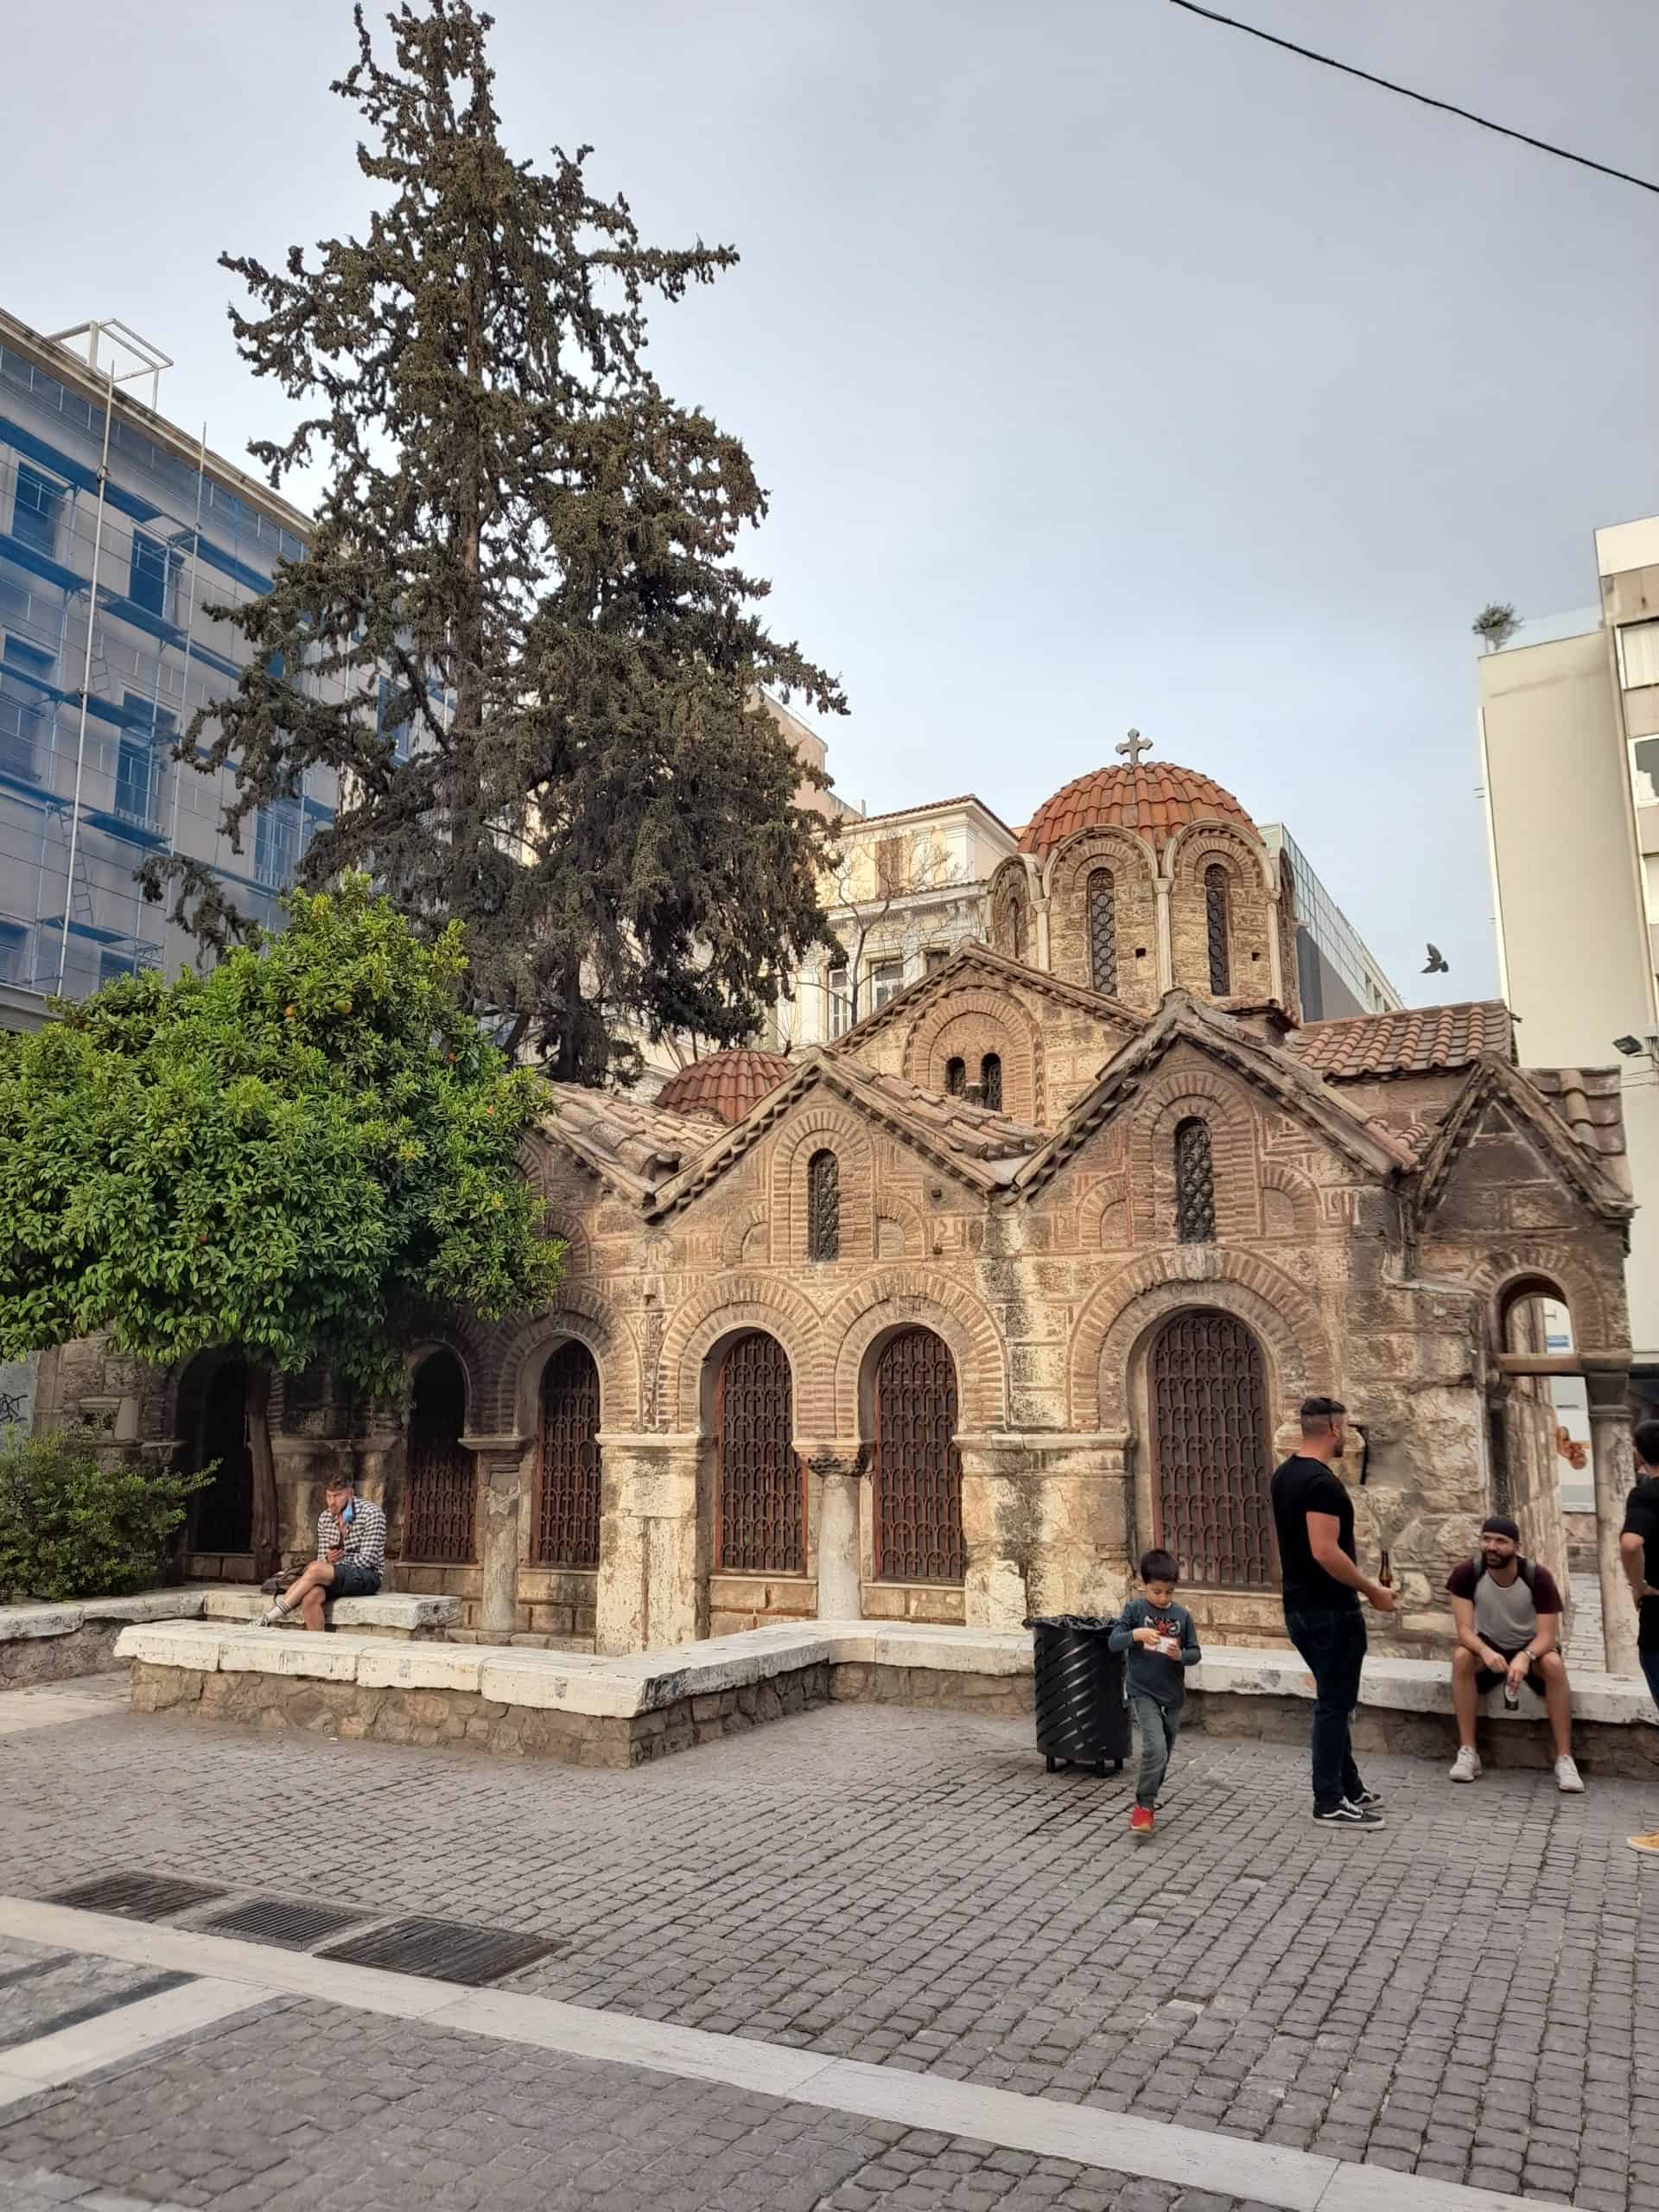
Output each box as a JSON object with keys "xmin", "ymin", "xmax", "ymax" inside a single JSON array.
[{"xmin": 1129, "ymin": 1805, "xmax": 1154, "ymax": 1839}]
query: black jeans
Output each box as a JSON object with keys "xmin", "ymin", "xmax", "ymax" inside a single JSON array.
[{"xmin": 1285, "ymin": 1606, "xmax": 1368, "ymax": 1813}]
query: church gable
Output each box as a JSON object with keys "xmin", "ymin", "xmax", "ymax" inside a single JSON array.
[{"xmin": 1417, "ymin": 1063, "xmax": 1632, "ymax": 1236}]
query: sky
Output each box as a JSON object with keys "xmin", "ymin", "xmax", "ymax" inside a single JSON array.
[{"xmin": 6, "ymin": 0, "xmax": 1657, "ymax": 1005}]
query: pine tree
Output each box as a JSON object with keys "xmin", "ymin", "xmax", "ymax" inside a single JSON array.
[{"xmin": 143, "ymin": 0, "xmax": 844, "ymax": 1082}]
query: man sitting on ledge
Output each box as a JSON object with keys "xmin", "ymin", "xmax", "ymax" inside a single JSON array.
[
  {"xmin": 261, "ymin": 1475, "xmax": 385, "ymax": 1630},
  {"xmin": 1446, "ymin": 1515, "xmax": 1583, "ymax": 1793}
]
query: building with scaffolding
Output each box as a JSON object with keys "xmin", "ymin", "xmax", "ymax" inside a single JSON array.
[{"xmin": 0, "ymin": 308, "xmax": 336, "ymax": 1029}]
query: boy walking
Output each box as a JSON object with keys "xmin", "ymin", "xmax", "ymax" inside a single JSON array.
[{"xmin": 1109, "ymin": 1549, "xmax": 1201, "ymax": 1839}]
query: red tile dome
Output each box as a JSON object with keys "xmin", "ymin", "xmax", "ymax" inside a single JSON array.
[
  {"xmin": 1019, "ymin": 761, "xmax": 1255, "ymax": 859},
  {"xmin": 654, "ymin": 1049, "xmax": 792, "ymax": 1124}
]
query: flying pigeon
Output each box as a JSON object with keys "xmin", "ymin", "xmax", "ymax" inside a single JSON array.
[{"xmin": 1422, "ymin": 944, "xmax": 1449, "ymax": 976}]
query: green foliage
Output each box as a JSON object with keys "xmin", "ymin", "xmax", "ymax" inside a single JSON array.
[
  {"xmin": 1472, "ymin": 601, "xmax": 1520, "ymax": 652},
  {"xmin": 0, "ymin": 877, "xmax": 563, "ymax": 1401},
  {"xmin": 141, "ymin": 0, "xmax": 842, "ymax": 1082},
  {"xmin": 0, "ymin": 1428, "xmax": 207, "ymax": 1602}
]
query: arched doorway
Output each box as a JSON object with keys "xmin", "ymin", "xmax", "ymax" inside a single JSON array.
[
  {"xmin": 404, "ymin": 1351, "xmax": 475, "ymax": 1563},
  {"xmin": 871, "ymin": 1327, "xmax": 964, "ymax": 1584},
  {"xmin": 535, "ymin": 1339, "xmax": 601, "ymax": 1567},
  {"xmin": 181, "ymin": 1354, "xmax": 253, "ymax": 1556},
  {"xmin": 715, "ymin": 1332, "xmax": 802, "ymax": 1575},
  {"xmin": 1147, "ymin": 1309, "xmax": 1273, "ymax": 1588}
]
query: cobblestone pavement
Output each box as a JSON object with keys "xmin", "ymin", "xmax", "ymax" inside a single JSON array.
[
  {"xmin": 0, "ymin": 1995, "xmax": 1256, "ymax": 2212},
  {"xmin": 1, "ymin": 1695, "xmax": 1655, "ymax": 2208}
]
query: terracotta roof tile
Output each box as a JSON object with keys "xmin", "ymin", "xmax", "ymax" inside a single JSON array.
[
  {"xmin": 1522, "ymin": 1067, "xmax": 1629, "ymax": 1164},
  {"xmin": 1288, "ymin": 1001, "xmax": 1512, "ymax": 1080},
  {"xmin": 541, "ymin": 1088, "xmax": 726, "ymax": 1192},
  {"xmin": 1019, "ymin": 761, "xmax": 1254, "ymax": 858},
  {"xmin": 655, "ymin": 1049, "xmax": 793, "ymax": 1124}
]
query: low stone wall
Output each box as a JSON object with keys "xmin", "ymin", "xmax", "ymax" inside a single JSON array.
[
  {"xmin": 0, "ymin": 1592, "xmax": 207, "ymax": 1691},
  {"xmin": 1, "ymin": 1621, "xmax": 124, "ymax": 1690}
]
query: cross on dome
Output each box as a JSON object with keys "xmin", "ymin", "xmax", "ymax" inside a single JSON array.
[{"xmin": 1116, "ymin": 728, "xmax": 1151, "ymax": 769}]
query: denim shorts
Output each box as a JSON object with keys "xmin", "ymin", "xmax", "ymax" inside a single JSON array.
[{"xmin": 330, "ymin": 1560, "xmax": 381, "ymax": 1599}]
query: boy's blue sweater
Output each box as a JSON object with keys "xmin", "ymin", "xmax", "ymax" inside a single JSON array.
[{"xmin": 1108, "ymin": 1595, "xmax": 1202, "ymax": 1705}]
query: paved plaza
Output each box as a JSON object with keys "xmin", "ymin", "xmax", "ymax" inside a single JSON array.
[{"xmin": 0, "ymin": 1684, "xmax": 1654, "ymax": 2211}]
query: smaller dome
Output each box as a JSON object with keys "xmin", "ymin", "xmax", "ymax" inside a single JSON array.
[
  {"xmin": 1020, "ymin": 760, "xmax": 1255, "ymax": 859},
  {"xmin": 655, "ymin": 1048, "xmax": 792, "ymax": 1124}
]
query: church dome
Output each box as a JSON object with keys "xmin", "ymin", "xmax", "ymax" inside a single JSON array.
[
  {"xmin": 1019, "ymin": 760, "xmax": 1255, "ymax": 860},
  {"xmin": 655, "ymin": 1048, "xmax": 792, "ymax": 1124}
]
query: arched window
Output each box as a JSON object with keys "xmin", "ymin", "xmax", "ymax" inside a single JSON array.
[
  {"xmin": 717, "ymin": 1332, "xmax": 803, "ymax": 1574},
  {"xmin": 980, "ymin": 1053, "xmax": 1002, "ymax": 1113},
  {"xmin": 1088, "ymin": 868, "xmax": 1117, "ymax": 995},
  {"xmin": 535, "ymin": 1339, "xmax": 601, "ymax": 1567},
  {"xmin": 1174, "ymin": 1116, "xmax": 1216, "ymax": 1244},
  {"xmin": 995, "ymin": 874, "xmax": 1028, "ymax": 963},
  {"xmin": 404, "ymin": 1351, "xmax": 475, "ymax": 1563},
  {"xmin": 1205, "ymin": 865, "xmax": 1231, "ymax": 995},
  {"xmin": 944, "ymin": 1057, "xmax": 966, "ymax": 1096},
  {"xmin": 872, "ymin": 1327, "xmax": 965, "ymax": 1584},
  {"xmin": 807, "ymin": 1147, "xmax": 840, "ymax": 1261}
]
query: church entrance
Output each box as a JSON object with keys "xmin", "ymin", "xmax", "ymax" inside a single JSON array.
[
  {"xmin": 180, "ymin": 1354, "xmax": 254, "ymax": 1560},
  {"xmin": 715, "ymin": 1332, "xmax": 803, "ymax": 1576},
  {"xmin": 1147, "ymin": 1309, "xmax": 1274, "ymax": 1588},
  {"xmin": 534, "ymin": 1340, "xmax": 602, "ymax": 1568},
  {"xmin": 403, "ymin": 1351, "xmax": 475, "ymax": 1564},
  {"xmin": 871, "ymin": 1327, "xmax": 965, "ymax": 1585}
]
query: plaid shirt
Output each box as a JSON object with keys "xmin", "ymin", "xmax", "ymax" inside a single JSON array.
[{"xmin": 315, "ymin": 1497, "xmax": 386, "ymax": 1573}]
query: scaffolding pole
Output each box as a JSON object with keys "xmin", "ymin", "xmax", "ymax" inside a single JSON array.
[
  {"xmin": 55, "ymin": 362, "xmax": 118, "ymax": 995},
  {"xmin": 166, "ymin": 423, "xmax": 210, "ymax": 860}
]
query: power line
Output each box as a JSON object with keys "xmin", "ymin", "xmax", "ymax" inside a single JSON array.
[{"xmin": 1165, "ymin": 0, "xmax": 1659, "ymax": 200}]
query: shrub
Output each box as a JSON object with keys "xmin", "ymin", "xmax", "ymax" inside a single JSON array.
[{"xmin": 0, "ymin": 1428, "xmax": 207, "ymax": 1603}]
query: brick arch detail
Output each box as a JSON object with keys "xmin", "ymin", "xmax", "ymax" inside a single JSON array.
[
  {"xmin": 1070, "ymin": 1248, "xmax": 1329, "ymax": 1430},
  {"xmin": 489, "ymin": 1285, "xmax": 642, "ymax": 1440},
  {"xmin": 900, "ymin": 987, "xmax": 1046, "ymax": 1124},
  {"xmin": 874, "ymin": 1189, "xmax": 928, "ymax": 1261},
  {"xmin": 1459, "ymin": 1241, "xmax": 1618, "ymax": 1356},
  {"xmin": 988, "ymin": 858, "xmax": 1036, "ymax": 963},
  {"xmin": 538, "ymin": 1217, "xmax": 596, "ymax": 1278},
  {"xmin": 659, "ymin": 1272, "xmax": 830, "ymax": 1434},
  {"xmin": 1076, "ymin": 1174, "xmax": 1132, "ymax": 1250},
  {"xmin": 767, "ymin": 1105, "xmax": 876, "ymax": 1268},
  {"xmin": 823, "ymin": 1268, "xmax": 1007, "ymax": 1434},
  {"xmin": 1039, "ymin": 823, "xmax": 1159, "ymax": 904},
  {"xmin": 721, "ymin": 1202, "xmax": 772, "ymax": 1268},
  {"xmin": 1259, "ymin": 1157, "xmax": 1320, "ymax": 1242},
  {"xmin": 1041, "ymin": 828, "xmax": 1160, "ymax": 1004},
  {"xmin": 1165, "ymin": 822, "xmax": 1274, "ymax": 895},
  {"xmin": 1128, "ymin": 1064, "xmax": 1264, "ymax": 1243}
]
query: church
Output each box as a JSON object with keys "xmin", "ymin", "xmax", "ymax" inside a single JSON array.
[{"xmin": 44, "ymin": 744, "xmax": 1636, "ymax": 1664}]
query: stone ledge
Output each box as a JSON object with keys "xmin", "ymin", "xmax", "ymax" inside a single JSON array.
[
  {"xmin": 200, "ymin": 1590, "xmax": 461, "ymax": 1638},
  {"xmin": 1194, "ymin": 1648, "xmax": 1654, "ymax": 1729}
]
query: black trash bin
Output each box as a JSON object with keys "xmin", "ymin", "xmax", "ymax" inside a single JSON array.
[{"xmin": 1028, "ymin": 1614, "xmax": 1128, "ymax": 1775}]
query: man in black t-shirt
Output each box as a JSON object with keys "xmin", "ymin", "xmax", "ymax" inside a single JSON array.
[{"xmin": 1269, "ymin": 1395, "xmax": 1397, "ymax": 1829}]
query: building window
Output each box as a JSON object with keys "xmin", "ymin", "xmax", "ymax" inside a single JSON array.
[
  {"xmin": 1088, "ymin": 868, "xmax": 1116, "ymax": 995},
  {"xmin": 1174, "ymin": 1116, "xmax": 1217, "ymax": 1244},
  {"xmin": 0, "ymin": 919, "xmax": 28, "ymax": 985},
  {"xmin": 1205, "ymin": 865, "xmax": 1230, "ymax": 995},
  {"xmin": 924, "ymin": 944, "xmax": 951, "ymax": 973},
  {"xmin": 535, "ymin": 1339, "xmax": 602, "ymax": 1568},
  {"xmin": 1618, "ymin": 620, "xmax": 1659, "ymax": 691},
  {"xmin": 807, "ymin": 1148, "xmax": 840, "ymax": 1262},
  {"xmin": 980, "ymin": 1052, "xmax": 1002, "ymax": 1112},
  {"xmin": 11, "ymin": 464, "xmax": 66, "ymax": 561},
  {"xmin": 870, "ymin": 959, "xmax": 904, "ymax": 1010},
  {"xmin": 827, "ymin": 960, "xmax": 851, "ymax": 1039},
  {"xmin": 98, "ymin": 949, "xmax": 139, "ymax": 988},
  {"xmin": 129, "ymin": 531, "xmax": 182, "ymax": 621},
  {"xmin": 0, "ymin": 636, "xmax": 54, "ymax": 783},
  {"xmin": 254, "ymin": 797, "xmax": 302, "ymax": 888},
  {"xmin": 115, "ymin": 695, "xmax": 175, "ymax": 829},
  {"xmin": 995, "ymin": 875, "xmax": 1028, "ymax": 963},
  {"xmin": 944, "ymin": 1056, "xmax": 966, "ymax": 1096}
]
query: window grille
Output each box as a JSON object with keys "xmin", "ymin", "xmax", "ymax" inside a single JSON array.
[
  {"xmin": 1088, "ymin": 868, "xmax": 1116, "ymax": 995},
  {"xmin": 980, "ymin": 1053, "xmax": 1002, "ymax": 1112},
  {"xmin": 1205, "ymin": 865, "xmax": 1230, "ymax": 995},
  {"xmin": 1174, "ymin": 1116, "xmax": 1217, "ymax": 1243},
  {"xmin": 807, "ymin": 1149, "xmax": 840, "ymax": 1261}
]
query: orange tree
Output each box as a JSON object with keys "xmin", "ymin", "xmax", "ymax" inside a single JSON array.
[{"xmin": 0, "ymin": 877, "xmax": 562, "ymax": 1574}]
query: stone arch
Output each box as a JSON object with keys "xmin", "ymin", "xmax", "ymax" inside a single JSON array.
[
  {"xmin": 824, "ymin": 1268, "xmax": 1007, "ymax": 1434},
  {"xmin": 1166, "ymin": 824, "xmax": 1274, "ymax": 1004},
  {"xmin": 658, "ymin": 1271, "xmax": 829, "ymax": 1434},
  {"xmin": 767, "ymin": 1105, "xmax": 876, "ymax": 1268},
  {"xmin": 494, "ymin": 1284, "xmax": 641, "ymax": 1440},
  {"xmin": 538, "ymin": 1217, "xmax": 596, "ymax": 1278},
  {"xmin": 988, "ymin": 858, "xmax": 1035, "ymax": 964},
  {"xmin": 1259, "ymin": 1158, "xmax": 1320, "ymax": 1242},
  {"xmin": 1128, "ymin": 1062, "xmax": 1266, "ymax": 1243},
  {"xmin": 1069, "ymin": 1247, "xmax": 1330, "ymax": 1431},
  {"xmin": 900, "ymin": 986, "xmax": 1046, "ymax": 1124},
  {"xmin": 1040, "ymin": 826, "xmax": 1160, "ymax": 1007},
  {"xmin": 721, "ymin": 1202, "xmax": 772, "ymax": 1268},
  {"xmin": 1076, "ymin": 1175, "xmax": 1132, "ymax": 1251},
  {"xmin": 1461, "ymin": 1242, "xmax": 1618, "ymax": 1358},
  {"xmin": 874, "ymin": 1189, "xmax": 928, "ymax": 1261}
]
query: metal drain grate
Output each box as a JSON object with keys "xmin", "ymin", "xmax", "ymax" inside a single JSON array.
[
  {"xmin": 318, "ymin": 1916, "xmax": 557, "ymax": 1986},
  {"xmin": 198, "ymin": 1897, "xmax": 372, "ymax": 1951},
  {"xmin": 45, "ymin": 1872, "xmax": 227, "ymax": 1921}
]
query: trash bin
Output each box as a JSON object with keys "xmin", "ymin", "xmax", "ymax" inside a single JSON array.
[{"xmin": 1028, "ymin": 1614, "xmax": 1128, "ymax": 1775}]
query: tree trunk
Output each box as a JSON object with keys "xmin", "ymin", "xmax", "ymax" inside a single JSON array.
[{"xmin": 246, "ymin": 1363, "xmax": 281, "ymax": 1584}]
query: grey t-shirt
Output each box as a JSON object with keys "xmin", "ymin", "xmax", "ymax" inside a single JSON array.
[{"xmin": 1446, "ymin": 1559, "xmax": 1563, "ymax": 1652}]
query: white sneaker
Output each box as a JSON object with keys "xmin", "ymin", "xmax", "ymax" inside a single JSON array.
[
  {"xmin": 259, "ymin": 1603, "xmax": 289, "ymax": 1628},
  {"xmin": 1449, "ymin": 1745, "xmax": 1481, "ymax": 1783},
  {"xmin": 1555, "ymin": 1755, "xmax": 1586, "ymax": 1794}
]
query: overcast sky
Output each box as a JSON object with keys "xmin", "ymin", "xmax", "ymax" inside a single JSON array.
[{"xmin": 7, "ymin": 0, "xmax": 1657, "ymax": 1003}]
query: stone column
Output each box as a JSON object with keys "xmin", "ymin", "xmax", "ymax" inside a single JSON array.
[
  {"xmin": 958, "ymin": 1435, "xmax": 1033, "ymax": 1629},
  {"xmin": 1586, "ymin": 1372, "xmax": 1639, "ymax": 1677},
  {"xmin": 1033, "ymin": 897, "xmax": 1052, "ymax": 975},
  {"xmin": 593, "ymin": 1432, "xmax": 702, "ymax": 1654},
  {"xmin": 1028, "ymin": 1432, "xmax": 1133, "ymax": 1618},
  {"xmin": 461, "ymin": 1431, "xmax": 531, "ymax": 1640},
  {"xmin": 1154, "ymin": 875, "xmax": 1174, "ymax": 994},
  {"xmin": 1267, "ymin": 889, "xmax": 1287, "ymax": 1007},
  {"xmin": 800, "ymin": 1440, "xmax": 865, "ymax": 1620}
]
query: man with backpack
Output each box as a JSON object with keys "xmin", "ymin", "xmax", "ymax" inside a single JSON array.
[{"xmin": 1446, "ymin": 1515, "xmax": 1583, "ymax": 1791}]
